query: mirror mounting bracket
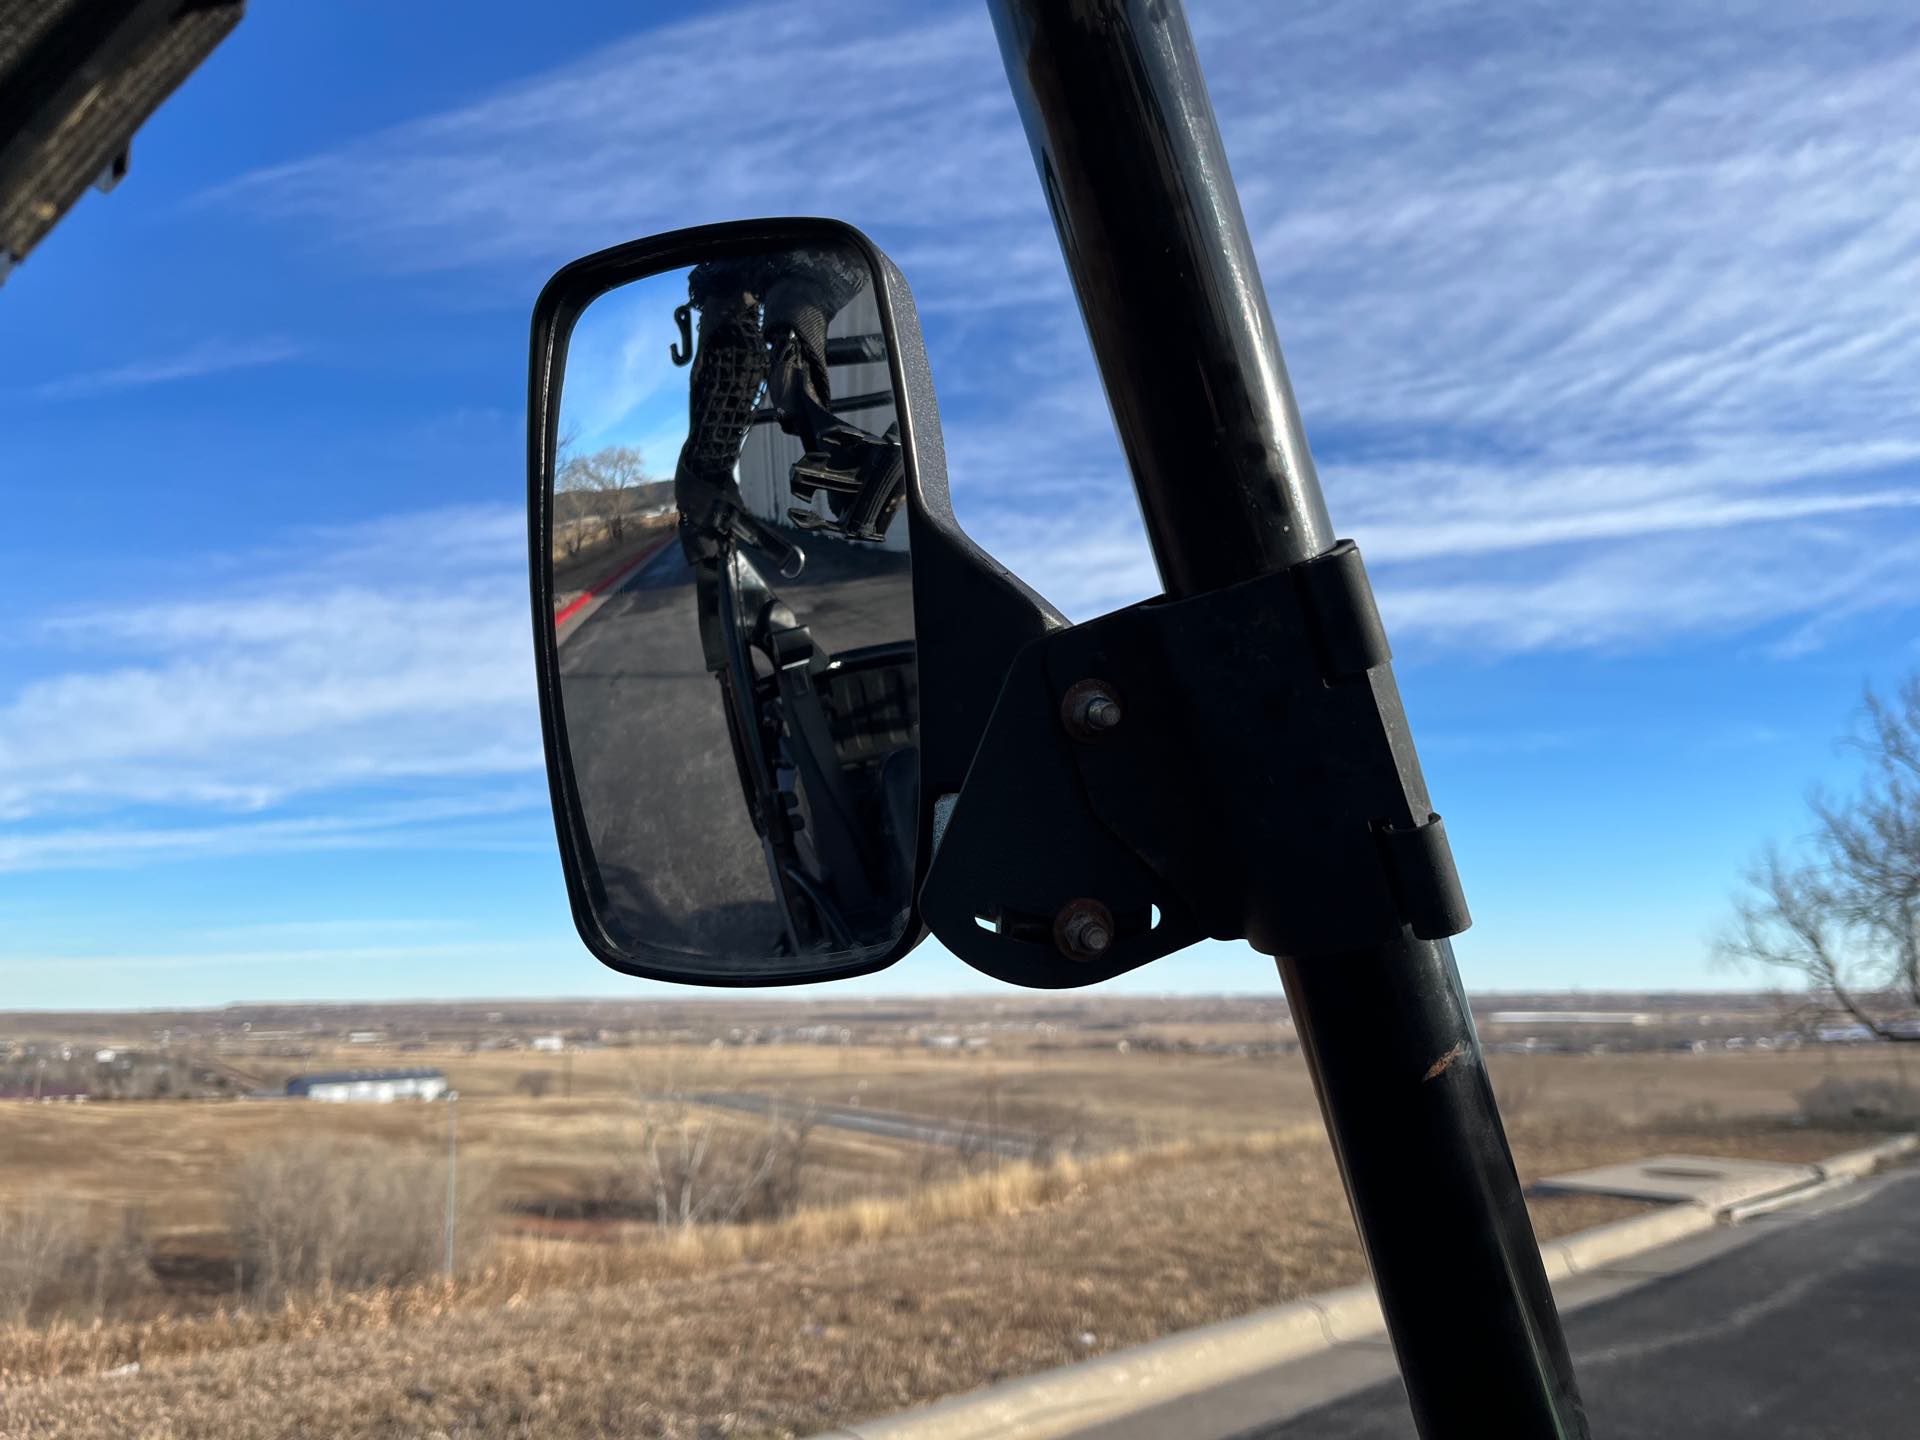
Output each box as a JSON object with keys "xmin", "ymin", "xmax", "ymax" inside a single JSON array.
[{"xmin": 922, "ymin": 540, "xmax": 1471, "ymax": 988}]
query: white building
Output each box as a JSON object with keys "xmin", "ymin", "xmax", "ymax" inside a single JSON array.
[{"xmin": 285, "ymin": 1068, "xmax": 447, "ymax": 1103}]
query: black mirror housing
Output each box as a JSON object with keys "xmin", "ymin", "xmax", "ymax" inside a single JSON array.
[{"xmin": 528, "ymin": 217, "xmax": 1061, "ymax": 987}]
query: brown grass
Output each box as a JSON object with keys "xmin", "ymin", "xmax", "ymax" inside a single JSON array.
[
  {"xmin": 0, "ymin": 1130, "xmax": 1306, "ymax": 1387},
  {"xmin": 0, "ymin": 1117, "xmax": 1889, "ymax": 1440},
  {"xmin": 0, "ymin": 1041, "xmax": 1910, "ymax": 1438},
  {"xmin": 0, "ymin": 1088, "xmax": 926, "ymax": 1242}
]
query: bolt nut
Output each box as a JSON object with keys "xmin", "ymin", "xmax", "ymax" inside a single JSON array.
[
  {"xmin": 1054, "ymin": 898, "xmax": 1116, "ymax": 961},
  {"xmin": 1061, "ymin": 679, "xmax": 1124, "ymax": 741}
]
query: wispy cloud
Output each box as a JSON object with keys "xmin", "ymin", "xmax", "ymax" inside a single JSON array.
[
  {"xmin": 31, "ymin": 337, "xmax": 305, "ymax": 400},
  {"xmin": 208, "ymin": 2, "xmax": 1026, "ymax": 282},
  {"xmin": 208, "ymin": 0, "xmax": 1920, "ymax": 655},
  {"xmin": 0, "ymin": 794, "xmax": 543, "ymax": 875},
  {"xmin": 0, "ymin": 938, "xmax": 549, "ymax": 973},
  {"xmin": 1382, "ymin": 527, "xmax": 1920, "ymax": 655},
  {"xmin": 0, "ymin": 505, "xmax": 541, "ymax": 862}
]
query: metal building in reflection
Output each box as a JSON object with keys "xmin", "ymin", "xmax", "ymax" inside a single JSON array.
[{"xmin": 736, "ymin": 287, "xmax": 905, "ymax": 553}]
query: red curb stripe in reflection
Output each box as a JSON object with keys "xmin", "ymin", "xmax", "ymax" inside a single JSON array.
[{"xmin": 553, "ymin": 536, "xmax": 672, "ymax": 628}]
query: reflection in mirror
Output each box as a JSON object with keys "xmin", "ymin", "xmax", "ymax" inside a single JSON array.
[{"xmin": 552, "ymin": 244, "xmax": 916, "ymax": 978}]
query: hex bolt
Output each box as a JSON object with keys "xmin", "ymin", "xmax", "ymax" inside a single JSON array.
[
  {"xmin": 1054, "ymin": 898, "xmax": 1116, "ymax": 961},
  {"xmin": 1061, "ymin": 679, "xmax": 1124, "ymax": 741}
]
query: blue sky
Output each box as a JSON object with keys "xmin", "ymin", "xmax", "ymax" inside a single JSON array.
[
  {"xmin": 563, "ymin": 272, "xmax": 703, "ymax": 459},
  {"xmin": 3, "ymin": 0, "xmax": 1918, "ymax": 1008}
]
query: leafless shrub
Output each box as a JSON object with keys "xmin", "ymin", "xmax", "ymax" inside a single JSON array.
[
  {"xmin": 950, "ymin": 1120, "xmax": 990, "ymax": 1176},
  {"xmin": 228, "ymin": 1139, "xmax": 497, "ymax": 1305},
  {"xmin": 0, "ymin": 1204, "xmax": 86, "ymax": 1325},
  {"xmin": 1795, "ymin": 1076, "xmax": 1919, "ymax": 1130},
  {"xmin": 1490, "ymin": 1069, "xmax": 1551, "ymax": 1124},
  {"xmin": 636, "ymin": 1108, "xmax": 816, "ymax": 1230},
  {"xmin": 0, "ymin": 1201, "xmax": 150, "ymax": 1325},
  {"xmin": 947, "ymin": 1080, "xmax": 1093, "ymax": 1176},
  {"xmin": 1026, "ymin": 1105, "xmax": 1094, "ymax": 1169},
  {"xmin": 608, "ymin": 1055, "xmax": 815, "ymax": 1228},
  {"xmin": 515, "ymin": 1070, "xmax": 556, "ymax": 1099},
  {"xmin": 76, "ymin": 1206, "xmax": 155, "ymax": 1319}
]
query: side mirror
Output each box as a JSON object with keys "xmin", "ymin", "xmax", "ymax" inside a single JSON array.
[{"xmin": 528, "ymin": 219, "xmax": 1059, "ymax": 986}]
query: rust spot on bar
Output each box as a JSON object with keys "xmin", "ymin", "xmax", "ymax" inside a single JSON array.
[{"xmin": 1423, "ymin": 1042, "xmax": 1466, "ymax": 1082}]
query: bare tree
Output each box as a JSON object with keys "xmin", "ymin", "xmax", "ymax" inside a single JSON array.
[
  {"xmin": 564, "ymin": 445, "xmax": 650, "ymax": 546},
  {"xmin": 1721, "ymin": 677, "xmax": 1920, "ymax": 1041},
  {"xmin": 515, "ymin": 1069, "xmax": 555, "ymax": 1099},
  {"xmin": 555, "ymin": 474, "xmax": 588, "ymax": 560},
  {"xmin": 634, "ymin": 1105, "xmax": 813, "ymax": 1230},
  {"xmin": 553, "ymin": 422, "xmax": 588, "ymax": 558},
  {"xmin": 617, "ymin": 1056, "xmax": 814, "ymax": 1229}
]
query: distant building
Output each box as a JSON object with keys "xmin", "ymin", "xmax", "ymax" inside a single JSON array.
[
  {"xmin": 1815, "ymin": 1023, "xmax": 1876, "ymax": 1044},
  {"xmin": 1485, "ymin": 1011, "xmax": 1651, "ymax": 1027},
  {"xmin": 285, "ymin": 1068, "xmax": 447, "ymax": 1103},
  {"xmin": 530, "ymin": 1035, "xmax": 566, "ymax": 1053}
]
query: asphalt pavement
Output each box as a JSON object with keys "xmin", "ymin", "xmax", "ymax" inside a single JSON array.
[
  {"xmin": 682, "ymin": 1090, "xmax": 1051, "ymax": 1157},
  {"xmin": 1243, "ymin": 1165, "xmax": 1920, "ymax": 1440},
  {"xmin": 554, "ymin": 533, "xmax": 912, "ymax": 973}
]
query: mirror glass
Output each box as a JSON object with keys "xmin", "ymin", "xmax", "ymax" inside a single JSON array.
[{"xmin": 551, "ymin": 243, "xmax": 916, "ymax": 978}]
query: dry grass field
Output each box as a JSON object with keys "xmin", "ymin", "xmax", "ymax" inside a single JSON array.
[{"xmin": 0, "ymin": 1001, "xmax": 1912, "ymax": 1437}]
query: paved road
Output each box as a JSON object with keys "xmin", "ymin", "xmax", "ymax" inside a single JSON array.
[
  {"xmin": 1252, "ymin": 1167, "xmax": 1920, "ymax": 1440},
  {"xmin": 683, "ymin": 1090, "xmax": 1051, "ymax": 1158},
  {"xmin": 555, "ymin": 535, "xmax": 912, "ymax": 973}
]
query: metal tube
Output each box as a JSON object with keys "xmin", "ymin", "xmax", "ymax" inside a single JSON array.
[
  {"xmin": 1283, "ymin": 937, "xmax": 1589, "ymax": 1436},
  {"xmin": 987, "ymin": 3, "xmax": 1589, "ymax": 1435},
  {"xmin": 987, "ymin": 0, "xmax": 1332, "ymax": 596}
]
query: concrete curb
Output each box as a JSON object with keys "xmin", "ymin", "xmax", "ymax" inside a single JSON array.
[
  {"xmin": 1814, "ymin": 1133, "xmax": 1917, "ymax": 1182},
  {"xmin": 552, "ymin": 534, "xmax": 671, "ymax": 636},
  {"xmin": 823, "ymin": 1291, "xmax": 1359, "ymax": 1440},
  {"xmin": 1536, "ymin": 1201, "xmax": 1717, "ymax": 1281},
  {"xmin": 819, "ymin": 1206, "xmax": 1698, "ymax": 1440},
  {"xmin": 1723, "ymin": 1175, "xmax": 1853, "ymax": 1222},
  {"xmin": 812, "ymin": 1137, "xmax": 1916, "ymax": 1440}
]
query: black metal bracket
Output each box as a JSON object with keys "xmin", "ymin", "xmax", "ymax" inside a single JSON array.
[{"xmin": 922, "ymin": 540, "xmax": 1470, "ymax": 988}]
